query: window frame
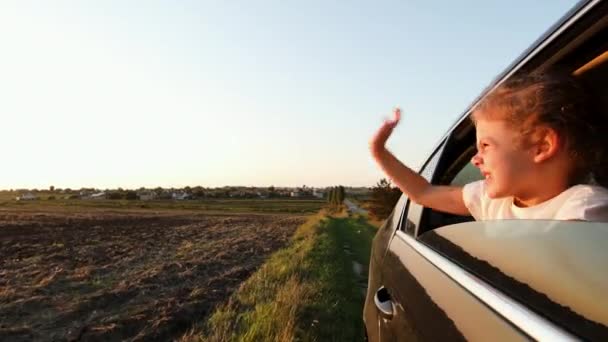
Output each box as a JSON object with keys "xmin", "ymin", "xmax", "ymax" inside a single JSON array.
[
  {"xmin": 400, "ymin": 139, "xmax": 447, "ymax": 236},
  {"xmin": 393, "ymin": 224, "xmax": 578, "ymax": 341},
  {"xmin": 402, "ymin": 118, "xmax": 478, "ymax": 237},
  {"xmin": 386, "ymin": 192, "xmax": 409, "ymax": 233},
  {"xmin": 419, "ymin": 126, "xmax": 481, "ymax": 235},
  {"xmin": 418, "ymin": 220, "xmax": 608, "ymax": 341}
]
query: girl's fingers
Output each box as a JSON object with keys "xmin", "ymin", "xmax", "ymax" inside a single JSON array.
[
  {"xmin": 393, "ymin": 107, "xmax": 401, "ymax": 123},
  {"xmin": 371, "ymin": 107, "xmax": 402, "ymax": 150}
]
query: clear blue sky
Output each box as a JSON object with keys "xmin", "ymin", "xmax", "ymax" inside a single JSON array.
[{"xmin": 0, "ymin": 0, "xmax": 577, "ymax": 189}]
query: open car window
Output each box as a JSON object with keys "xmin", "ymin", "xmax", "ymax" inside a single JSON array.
[
  {"xmin": 418, "ymin": 37, "xmax": 608, "ymax": 235},
  {"xmin": 401, "ymin": 140, "xmax": 447, "ymax": 236},
  {"xmin": 415, "ymin": 136, "xmax": 478, "ymax": 235},
  {"xmin": 419, "ymin": 220, "xmax": 608, "ymax": 340},
  {"xmin": 450, "ymin": 162, "xmax": 483, "ymax": 187}
]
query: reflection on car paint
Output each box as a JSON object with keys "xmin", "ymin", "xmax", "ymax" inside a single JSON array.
[
  {"xmin": 387, "ymin": 234, "xmax": 530, "ymax": 341},
  {"xmin": 420, "ymin": 221, "xmax": 608, "ymax": 340},
  {"xmin": 383, "ymin": 250, "xmax": 466, "ymax": 341}
]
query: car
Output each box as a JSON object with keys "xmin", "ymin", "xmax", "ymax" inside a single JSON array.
[{"xmin": 363, "ymin": 0, "xmax": 608, "ymax": 340}]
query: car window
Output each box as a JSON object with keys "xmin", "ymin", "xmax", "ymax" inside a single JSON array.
[
  {"xmin": 450, "ymin": 162, "xmax": 483, "ymax": 186},
  {"xmin": 420, "ymin": 144, "xmax": 443, "ymax": 182},
  {"xmin": 402, "ymin": 140, "xmax": 446, "ymax": 235},
  {"xmin": 388, "ymin": 193, "xmax": 408, "ymax": 231},
  {"xmin": 419, "ymin": 220, "xmax": 608, "ymax": 341},
  {"xmin": 414, "ymin": 135, "xmax": 478, "ymax": 234}
]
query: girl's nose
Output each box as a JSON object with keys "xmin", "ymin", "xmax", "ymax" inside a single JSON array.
[{"xmin": 471, "ymin": 153, "xmax": 482, "ymax": 167}]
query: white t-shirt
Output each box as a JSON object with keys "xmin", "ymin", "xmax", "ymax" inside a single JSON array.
[{"xmin": 462, "ymin": 180, "xmax": 608, "ymax": 222}]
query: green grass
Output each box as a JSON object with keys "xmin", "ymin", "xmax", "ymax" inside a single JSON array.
[
  {"xmin": 0, "ymin": 197, "xmax": 324, "ymax": 214},
  {"xmin": 180, "ymin": 210, "xmax": 378, "ymax": 342}
]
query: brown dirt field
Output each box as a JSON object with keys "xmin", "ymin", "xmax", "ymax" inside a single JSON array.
[{"xmin": 0, "ymin": 208, "xmax": 305, "ymax": 341}]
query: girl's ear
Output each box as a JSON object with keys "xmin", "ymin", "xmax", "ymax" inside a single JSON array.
[{"xmin": 533, "ymin": 127, "xmax": 560, "ymax": 163}]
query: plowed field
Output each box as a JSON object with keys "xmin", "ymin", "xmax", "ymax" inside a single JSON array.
[{"xmin": 0, "ymin": 209, "xmax": 304, "ymax": 341}]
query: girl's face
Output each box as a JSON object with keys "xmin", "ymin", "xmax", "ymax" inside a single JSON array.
[{"xmin": 470, "ymin": 117, "xmax": 536, "ymax": 199}]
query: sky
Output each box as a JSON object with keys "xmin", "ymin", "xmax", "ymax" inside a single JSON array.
[{"xmin": 0, "ymin": 0, "xmax": 578, "ymax": 190}]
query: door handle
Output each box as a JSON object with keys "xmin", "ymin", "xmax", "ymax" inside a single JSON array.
[{"xmin": 374, "ymin": 286, "xmax": 394, "ymax": 320}]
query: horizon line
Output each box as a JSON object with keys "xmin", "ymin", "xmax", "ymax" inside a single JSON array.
[{"xmin": 0, "ymin": 184, "xmax": 376, "ymax": 191}]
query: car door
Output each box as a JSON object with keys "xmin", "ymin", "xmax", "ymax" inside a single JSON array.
[
  {"xmin": 364, "ymin": 191, "xmax": 409, "ymax": 342},
  {"xmin": 376, "ymin": 138, "xmax": 530, "ymax": 341},
  {"xmin": 376, "ymin": 120, "xmax": 608, "ymax": 341}
]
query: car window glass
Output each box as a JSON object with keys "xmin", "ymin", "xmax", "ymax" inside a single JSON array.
[
  {"xmin": 420, "ymin": 220, "xmax": 608, "ymax": 341},
  {"xmin": 403, "ymin": 141, "xmax": 446, "ymax": 235},
  {"xmin": 390, "ymin": 194, "xmax": 408, "ymax": 230},
  {"xmin": 450, "ymin": 162, "xmax": 483, "ymax": 186},
  {"xmin": 420, "ymin": 146, "xmax": 443, "ymax": 182}
]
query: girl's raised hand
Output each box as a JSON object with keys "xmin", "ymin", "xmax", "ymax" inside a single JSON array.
[{"xmin": 370, "ymin": 107, "xmax": 401, "ymax": 157}]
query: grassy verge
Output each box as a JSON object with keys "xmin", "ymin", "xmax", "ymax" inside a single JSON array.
[
  {"xmin": 354, "ymin": 200, "xmax": 385, "ymax": 229},
  {"xmin": 360, "ymin": 213, "xmax": 385, "ymax": 229},
  {"xmin": 179, "ymin": 210, "xmax": 378, "ymax": 342}
]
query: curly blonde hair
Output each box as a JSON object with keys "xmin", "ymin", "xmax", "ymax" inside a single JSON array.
[{"xmin": 472, "ymin": 70, "xmax": 606, "ymax": 186}]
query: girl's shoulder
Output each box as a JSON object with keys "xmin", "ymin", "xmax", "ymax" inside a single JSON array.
[
  {"xmin": 558, "ymin": 184, "xmax": 608, "ymax": 209},
  {"xmin": 565, "ymin": 184, "xmax": 608, "ymax": 199},
  {"xmin": 557, "ymin": 184, "xmax": 608, "ymax": 222}
]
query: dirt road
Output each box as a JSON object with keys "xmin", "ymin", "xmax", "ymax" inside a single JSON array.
[{"xmin": 344, "ymin": 199, "xmax": 367, "ymax": 215}]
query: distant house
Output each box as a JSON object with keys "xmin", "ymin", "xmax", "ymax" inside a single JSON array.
[
  {"xmin": 277, "ymin": 191, "xmax": 291, "ymax": 197},
  {"xmin": 16, "ymin": 192, "xmax": 37, "ymax": 201},
  {"xmin": 138, "ymin": 191, "xmax": 156, "ymax": 201},
  {"xmin": 172, "ymin": 192, "xmax": 190, "ymax": 200},
  {"xmin": 312, "ymin": 189, "xmax": 325, "ymax": 199},
  {"xmin": 80, "ymin": 190, "xmax": 93, "ymax": 197},
  {"xmin": 89, "ymin": 192, "xmax": 107, "ymax": 200},
  {"xmin": 257, "ymin": 191, "xmax": 268, "ymax": 199},
  {"xmin": 155, "ymin": 190, "xmax": 173, "ymax": 200}
]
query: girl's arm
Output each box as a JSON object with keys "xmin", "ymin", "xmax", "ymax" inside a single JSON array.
[{"xmin": 370, "ymin": 108, "xmax": 470, "ymax": 216}]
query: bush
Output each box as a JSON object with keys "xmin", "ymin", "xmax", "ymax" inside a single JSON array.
[
  {"xmin": 125, "ymin": 191, "xmax": 138, "ymax": 200},
  {"xmin": 367, "ymin": 178, "xmax": 401, "ymax": 220},
  {"xmin": 108, "ymin": 192, "xmax": 124, "ymax": 200}
]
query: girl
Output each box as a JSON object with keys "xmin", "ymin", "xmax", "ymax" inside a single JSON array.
[{"xmin": 370, "ymin": 71, "xmax": 608, "ymax": 221}]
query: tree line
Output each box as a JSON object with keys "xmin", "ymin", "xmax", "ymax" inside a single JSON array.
[
  {"xmin": 326, "ymin": 185, "xmax": 345, "ymax": 209},
  {"xmin": 367, "ymin": 178, "xmax": 401, "ymax": 219}
]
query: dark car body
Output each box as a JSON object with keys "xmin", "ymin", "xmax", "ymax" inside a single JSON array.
[{"xmin": 363, "ymin": 1, "xmax": 608, "ymax": 340}]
